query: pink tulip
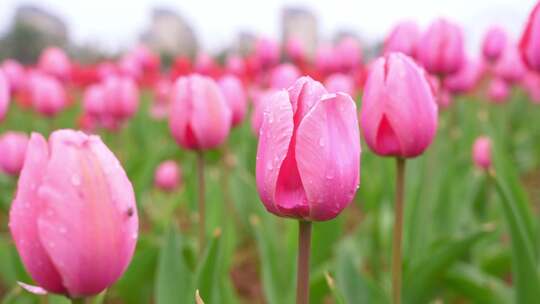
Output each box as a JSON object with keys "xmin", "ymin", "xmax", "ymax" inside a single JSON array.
[
  {"xmin": 444, "ymin": 59, "xmax": 484, "ymax": 94},
  {"xmin": 472, "ymin": 136, "xmax": 492, "ymax": 170},
  {"xmin": 493, "ymin": 43, "xmax": 527, "ymax": 84},
  {"xmin": 269, "ymin": 64, "xmax": 301, "ymax": 89},
  {"xmin": 29, "ymin": 72, "xmax": 67, "ymax": 117},
  {"xmin": 361, "ymin": 53, "xmax": 438, "ymax": 158},
  {"xmin": 150, "ymin": 78, "xmax": 172, "ymax": 120},
  {"xmin": 384, "ymin": 21, "xmax": 421, "ymax": 58},
  {"xmin": 83, "ymin": 84, "xmax": 106, "ymax": 118},
  {"xmin": 324, "ymin": 73, "xmax": 355, "ymax": 96},
  {"xmin": 256, "ymin": 77, "xmax": 360, "ymax": 221},
  {"xmin": 482, "ymin": 27, "xmax": 507, "ymax": 63},
  {"xmin": 520, "ymin": 2, "xmax": 540, "ymax": 72},
  {"xmin": 37, "ymin": 47, "xmax": 71, "ymax": 81},
  {"xmin": 169, "ymin": 74, "xmax": 232, "ymax": 150},
  {"xmin": 487, "ymin": 78, "xmax": 510, "ymax": 103},
  {"xmin": 0, "ymin": 69, "xmax": 9, "ymax": 121},
  {"xmin": 254, "ymin": 37, "xmax": 280, "ymax": 69},
  {"xmin": 103, "ymin": 75, "xmax": 139, "ymax": 120},
  {"xmin": 285, "ymin": 37, "xmax": 305, "ymax": 62},
  {"xmin": 2, "ymin": 59, "xmax": 25, "ymax": 92},
  {"xmin": 335, "ymin": 37, "xmax": 362, "ymax": 71},
  {"xmin": 417, "ymin": 19, "xmax": 465, "ymax": 75},
  {"xmin": 315, "ymin": 45, "xmax": 339, "ymax": 75},
  {"xmin": 9, "ymin": 130, "xmax": 138, "ymax": 297},
  {"xmin": 225, "ymin": 55, "xmax": 246, "ymax": 77},
  {"xmin": 521, "ymin": 71, "xmax": 540, "ymax": 103},
  {"xmin": 154, "ymin": 160, "xmax": 182, "ymax": 192},
  {"xmin": 219, "ymin": 75, "xmax": 247, "ymax": 127},
  {"xmin": 251, "ymin": 89, "xmax": 277, "ymax": 136},
  {"xmin": 0, "ymin": 132, "xmax": 28, "ymax": 175},
  {"xmin": 118, "ymin": 55, "xmax": 142, "ymax": 80}
]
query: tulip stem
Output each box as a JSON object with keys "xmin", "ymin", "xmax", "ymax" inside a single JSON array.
[
  {"xmin": 71, "ymin": 299, "xmax": 85, "ymax": 304},
  {"xmin": 197, "ymin": 151, "xmax": 206, "ymax": 256},
  {"xmin": 392, "ymin": 158, "xmax": 406, "ymax": 304},
  {"xmin": 296, "ymin": 220, "xmax": 312, "ymax": 304}
]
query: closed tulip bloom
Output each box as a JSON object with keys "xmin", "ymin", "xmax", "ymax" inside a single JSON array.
[
  {"xmin": 9, "ymin": 130, "xmax": 138, "ymax": 297},
  {"xmin": 225, "ymin": 55, "xmax": 246, "ymax": 77},
  {"xmin": 324, "ymin": 73, "xmax": 355, "ymax": 96},
  {"xmin": 83, "ymin": 84, "xmax": 105, "ymax": 118},
  {"xmin": 384, "ymin": 21, "xmax": 421, "ymax": 58},
  {"xmin": 0, "ymin": 70, "xmax": 9, "ymax": 121},
  {"xmin": 269, "ymin": 64, "xmax": 301, "ymax": 89},
  {"xmin": 219, "ymin": 75, "xmax": 247, "ymax": 127},
  {"xmin": 103, "ymin": 76, "xmax": 139, "ymax": 120},
  {"xmin": 335, "ymin": 37, "xmax": 362, "ymax": 71},
  {"xmin": 37, "ymin": 47, "xmax": 71, "ymax": 81},
  {"xmin": 472, "ymin": 136, "xmax": 492, "ymax": 170},
  {"xmin": 361, "ymin": 53, "xmax": 438, "ymax": 158},
  {"xmin": 444, "ymin": 59, "xmax": 485, "ymax": 94},
  {"xmin": 286, "ymin": 37, "xmax": 306, "ymax": 62},
  {"xmin": 30, "ymin": 73, "xmax": 67, "ymax": 117},
  {"xmin": 493, "ymin": 43, "xmax": 527, "ymax": 84},
  {"xmin": 315, "ymin": 45, "xmax": 339, "ymax": 75},
  {"xmin": 417, "ymin": 19, "xmax": 465, "ymax": 75},
  {"xmin": 2, "ymin": 59, "xmax": 25, "ymax": 93},
  {"xmin": 256, "ymin": 77, "xmax": 360, "ymax": 221},
  {"xmin": 154, "ymin": 160, "xmax": 182, "ymax": 192},
  {"xmin": 520, "ymin": 2, "xmax": 540, "ymax": 72},
  {"xmin": 0, "ymin": 132, "xmax": 28, "ymax": 176},
  {"xmin": 482, "ymin": 27, "xmax": 507, "ymax": 63},
  {"xmin": 169, "ymin": 75, "xmax": 232, "ymax": 150},
  {"xmin": 254, "ymin": 37, "xmax": 280, "ymax": 69},
  {"xmin": 487, "ymin": 78, "xmax": 510, "ymax": 103}
]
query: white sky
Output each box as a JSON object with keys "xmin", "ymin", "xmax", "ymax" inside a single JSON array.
[{"xmin": 0, "ymin": 0, "xmax": 536, "ymax": 55}]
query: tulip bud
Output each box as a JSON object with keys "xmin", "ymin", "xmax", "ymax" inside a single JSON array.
[
  {"xmin": 444, "ymin": 59, "xmax": 484, "ymax": 94},
  {"xmin": 360, "ymin": 53, "xmax": 438, "ymax": 158},
  {"xmin": 493, "ymin": 43, "xmax": 527, "ymax": 84},
  {"xmin": 154, "ymin": 160, "xmax": 182, "ymax": 192},
  {"xmin": 256, "ymin": 77, "xmax": 361, "ymax": 221},
  {"xmin": 472, "ymin": 136, "xmax": 492, "ymax": 170},
  {"xmin": 269, "ymin": 64, "xmax": 301, "ymax": 89},
  {"xmin": 9, "ymin": 130, "xmax": 138, "ymax": 297},
  {"xmin": 324, "ymin": 73, "xmax": 355, "ymax": 96},
  {"xmin": 1, "ymin": 59, "xmax": 25, "ymax": 93},
  {"xmin": 254, "ymin": 38, "xmax": 280, "ymax": 69},
  {"xmin": 417, "ymin": 19, "xmax": 465, "ymax": 76},
  {"xmin": 520, "ymin": 2, "xmax": 540, "ymax": 72},
  {"xmin": 103, "ymin": 75, "xmax": 139, "ymax": 120},
  {"xmin": 487, "ymin": 78, "xmax": 510, "ymax": 103},
  {"xmin": 482, "ymin": 27, "xmax": 507, "ymax": 63},
  {"xmin": 37, "ymin": 47, "xmax": 71, "ymax": 81},
  {"xmin": 83, "ymin": 84, "xmax": 105, "ymax": 118},
  {"xmin": 0, "ymin": 69, "xmax": 9, "ymax": 122},
  {"xmin": 218, "ymin": 75, "xmax": 247, "ymax": 127},
  {"xmin": 0, "ymin": 132, "xmax": 28, "ymax": 176},
  {"xmin": 285, "ymin": 37, "xmax": 306, "ymax": 62},
  {"xmin": 225, "ymin": 55, "xmax": 246, "ymax": 77},
  {"xmin": 384, "ymin": 21, "xmax": 421, "ymax": 58},
  {"xmin": 169, "ymin": 74, "xmax": 232, "ymax": 150},
  {"xmin": 29, "ymin": 73, "xmax": 67, "ymax": 118},
  {"xmin": 335, "ymin": 37, "xmax": 362, "ymax": 72}
]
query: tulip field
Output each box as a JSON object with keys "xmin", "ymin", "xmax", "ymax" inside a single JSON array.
[{"xmin": 1, "ymin": 2, "xmax": 540, "ymax": 304}]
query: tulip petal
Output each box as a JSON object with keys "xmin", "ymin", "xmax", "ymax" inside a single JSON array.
[
  {"xmin": 255, "ymin": 90, "xmax": 295, "ymax": 215},
  {"xmin": 296, "ymin": 93, "xmax": 361, "ymax": 221},
  {"xmin": 9, "ymin": 133, "xmax": 66, "ymax": 294},
  {"xmin": 36, "ymin": 130, "xmax": 137, "ymax": 297},
  {"xmin": 190, "ymin": 76, "xmax": 232, "ymax": 149},
  {"xmin": 169, "ymin": 78, "xmax": 197, "ymax": 149}
]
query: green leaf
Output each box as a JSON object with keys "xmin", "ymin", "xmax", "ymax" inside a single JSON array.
[
  {"xmin": 155, "ymin": 226, "xmax": 192, "ymax": 304},
  {"xmin": 194, "ymin": 229, "xmax": 224, "ymax": 304},
  {"xmin": 335, "ymin": 239, "xmax": 388, "ymax": 304},
  {"xmin": 444, "ymin": 263, "xmax": 511, "ymax": 304},
  {"xmin": 403, "ymin": 229, "xmax": 490, "ymax": 304},
  {"xmin": 491, "ymin": 173, "xmax": 540, "ymax": 303}
]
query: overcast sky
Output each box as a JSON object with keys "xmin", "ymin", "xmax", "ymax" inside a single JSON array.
[{"xmin": 0, "ymin": 0, "xmax": 536, "ymax": 55}]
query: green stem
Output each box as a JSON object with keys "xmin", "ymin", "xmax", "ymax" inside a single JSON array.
[
  {"xmin": 296, "ymin": 220, "xmax": 312, "ymax": 304},
  {"xmin": 392, "ymin": 158, "xmax": 406, "ymax": 304},
  {"xmin": 197, "ymin": 151, "xmax": 206, "ymax": 256},
  {"xmin": 71, "ymin": 298, "xmax": 85, "ymax": 304}
]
